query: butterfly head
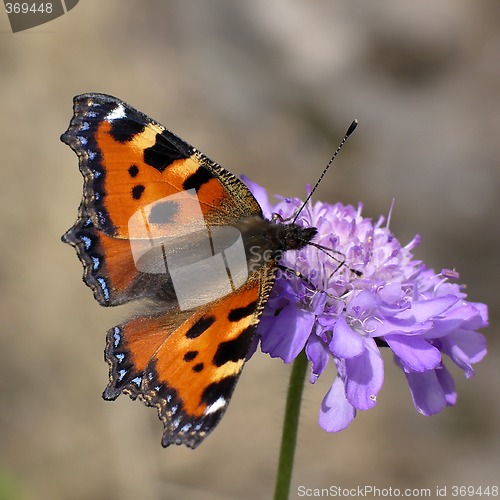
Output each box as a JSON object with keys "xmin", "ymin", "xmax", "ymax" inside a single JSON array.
[{"xmin": 277, "ymin": 223, "xmax": 318, "ymax": 252}]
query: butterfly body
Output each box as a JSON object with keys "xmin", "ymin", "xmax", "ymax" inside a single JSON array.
[{"xmin": 62, "ymin": 93, "xmax": 316, "ymax": 447}]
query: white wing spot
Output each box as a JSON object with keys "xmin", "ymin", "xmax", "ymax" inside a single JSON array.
[
  {"xmin": 106, "ymin": 104, "xmax": 126, "ymax": 122},
  {"xmin": 205, "ymin": 397, "xmax": 226, "ymax": 415}
]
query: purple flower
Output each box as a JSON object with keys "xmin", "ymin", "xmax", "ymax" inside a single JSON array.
[{"xmin": 242, "ymin": 177, "xmax": 488, "ymax": 433}]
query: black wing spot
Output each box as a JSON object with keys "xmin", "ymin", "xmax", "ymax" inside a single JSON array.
[
  {"xmin": 143, "ymin": 131, "xmax": 191, "ymax": 173},
  {"xmin": 183, "ymin": 350, "xmax": 198, "ymax": 362},
  {"xmin": 201, "ymin": 376, "xmax": 237, "ymax": 406},
  {"xmin": 132, "ymin": 185, "xmax": 145, "ymax": 200},
  {"xmin": 128, "ymin": 165, "xmax": 139, "ymax": 177},
  {"xmin": 192, "ymin": 363, "xmax": 204, "ymax": 373},
  {"xmin": 182, "ymin": 166, "xmax": 214, "ymax": 192},
  {"xmin": 212, "ymin": 326, "xmax": 253, "ymax": 367},
  {"xmin": 228, "ymin": 300, "xmax": 258, "ymax": 322},
  {"xmin": 109, "ymin": 118, "xmax": 146, "ymax": 143},
  {"xmin": 185, "ymin": 316, "xmax": 215, "ymax": 339}
]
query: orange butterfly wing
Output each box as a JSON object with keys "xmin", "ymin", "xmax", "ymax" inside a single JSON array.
[
  {"xmin": 61, "ymin": 93, "xmax": 261, "ymax": 238},
  {"xmin": 62, "ymin": 94, "xmax": 278, "ymax": 447},
  {"xmin": 62, "ymin": 93, "xmax": 263, "ymax": 306},
  {"xmin": 103, "ymin": 268, "xmax": 274, "ymax": 448}
]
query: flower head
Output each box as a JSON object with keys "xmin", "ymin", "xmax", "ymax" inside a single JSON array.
[{"xmin": 242, "ymin": 176, "xmax": 488, "ymax": 432}]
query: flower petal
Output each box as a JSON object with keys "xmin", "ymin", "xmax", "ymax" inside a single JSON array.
[
  {"xmin": 397, "ymin": 295, "xmax": 458, "ymax": 322},
  {"xmin": 345, "ymin": 338, "xmax": 384, "ymax": 410},
  {"xmin": 319, "ymin": 376, "xmax": 356, "ymax": 432},
  {"xmin": 423, "ymin": 304, "xmax": 487, "ymax": 339},
  {"xmin": 329, "ymin": 316, "xmax": 364, "ymax": 359},
  {"xmin": 386, "ymin": 334, "xmax": 441, "ymax": 372},
  {"xmin": 469, "ymin": 302, "xmax": 488, "ymax": 327},
  {"xmin": 404, "ymin": 369, "xmax": 447, "ymax": 415},
  {"xmin": 436, "ymin": 364, "xmax": 456, "ymax": 406},
  {"xmin": 259, "ymin": 304, "xmax": 315, "ymax": 363},
  {"xmin": 306, "ymin": 334, "xmax": 329, "ymax": 383},
  {"xmin": 440, "ymin": 330, "xmax": 487, "ymax": 378},
  {"xmin": 365, "ymin": 316, "xmax": 430, "ymax": 337}
]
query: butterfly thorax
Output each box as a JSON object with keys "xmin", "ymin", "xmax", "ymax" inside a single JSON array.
[{"xmin": 238, "ymin": 215, "xmax": 317, "ymax": 267}]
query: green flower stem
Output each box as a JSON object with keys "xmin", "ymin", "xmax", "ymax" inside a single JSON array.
[{"xmin": 273, "ymin": 350, "xmax": 308, "ymax": 500}]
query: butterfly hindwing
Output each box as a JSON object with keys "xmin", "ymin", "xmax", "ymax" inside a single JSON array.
[
  {"xmin": 103, "ymin": 264, "xmax": 275, "ymax": 448},
  {"xmin": 62, "ymin": 207, "xmax": 153, "ymax": 305}
]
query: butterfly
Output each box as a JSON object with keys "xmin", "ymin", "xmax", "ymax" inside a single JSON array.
[{"xmin": 61, "ymin": 93, "xmax": 317, "ymax": 448}]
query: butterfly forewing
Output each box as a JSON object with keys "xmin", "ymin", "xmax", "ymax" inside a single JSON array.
[{"xmin": 61, "ymin": 93, "xmax": 261, "ymax": 239}]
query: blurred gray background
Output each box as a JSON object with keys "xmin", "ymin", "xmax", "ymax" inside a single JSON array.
[{"xmin": 0, "ymin": 1, "xmax": 498, "ymax": 499}]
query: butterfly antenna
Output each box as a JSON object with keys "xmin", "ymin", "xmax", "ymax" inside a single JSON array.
[{"xmin": 292, "ymin": 119, "xmax": 358, "ymax": 224}]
